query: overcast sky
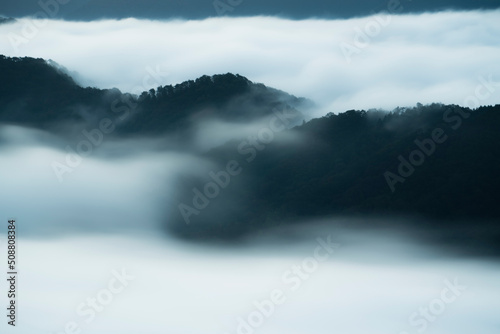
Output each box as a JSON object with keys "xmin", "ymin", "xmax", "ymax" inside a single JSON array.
[{"xmin": 0, "ymin": 0, "xmax": 499, "ymax": 20}]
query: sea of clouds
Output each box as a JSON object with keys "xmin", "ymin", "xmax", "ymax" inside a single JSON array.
[{"xmin": 0, "ymin": 10, "xmax": 499, "ymax": 116}]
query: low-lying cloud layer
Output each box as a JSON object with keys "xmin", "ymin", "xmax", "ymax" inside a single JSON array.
[
  {"xmin": 0, "ymin": 125, "xmax": 213, "ymax": 236},
  {"xmin": 1, "ymin": 10, "xmax": 499, "ymax": 116},
  {"xmin": 3, "ymin": 224, "xmax": 500, "ymax": 334}
]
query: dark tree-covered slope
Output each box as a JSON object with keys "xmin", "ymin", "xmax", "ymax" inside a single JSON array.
[
  {"xmin": 0, "ymin": 55, "xmax": 307, "ymax": 137},
  {"xmin": 169, "ymin": 104, "xmax": 500, "ymax": 240},
  {"xmin": 0, "ymin": 55, "xmax": 123, "ymax": 127}
]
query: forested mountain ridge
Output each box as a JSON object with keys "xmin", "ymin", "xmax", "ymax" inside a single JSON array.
[
  {"xmin": 0, "ymin": 55, "xmax": 308, "ymax": 137},
  {"xmin": 169, "ymin": 104, "xmax": 500, "ymax": 240},
  {"xmin": 1, "ymin": 55, "xmax": 499, "ymax": 243}
]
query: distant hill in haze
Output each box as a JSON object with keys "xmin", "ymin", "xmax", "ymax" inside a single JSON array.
[
  {"xmin": 0, "ymin": 55, "xmax": 308, "ymax": 139},
  {"xmin": 0, "ymin": 55, "xmax": 120, "ymax": 127},
  {"xmin": 123, "ymin": 73, "xmax": 309, "ymax": 136}
]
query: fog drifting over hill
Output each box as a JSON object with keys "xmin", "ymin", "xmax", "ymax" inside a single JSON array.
[{"xmin": 1, "ymin": 10, "xmax": 499, "ymax": 117}]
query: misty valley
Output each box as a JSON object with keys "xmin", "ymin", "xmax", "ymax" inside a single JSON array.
[{"xmin": 1, "ymin": 12, "xmax": 500, "ymax": 332}]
